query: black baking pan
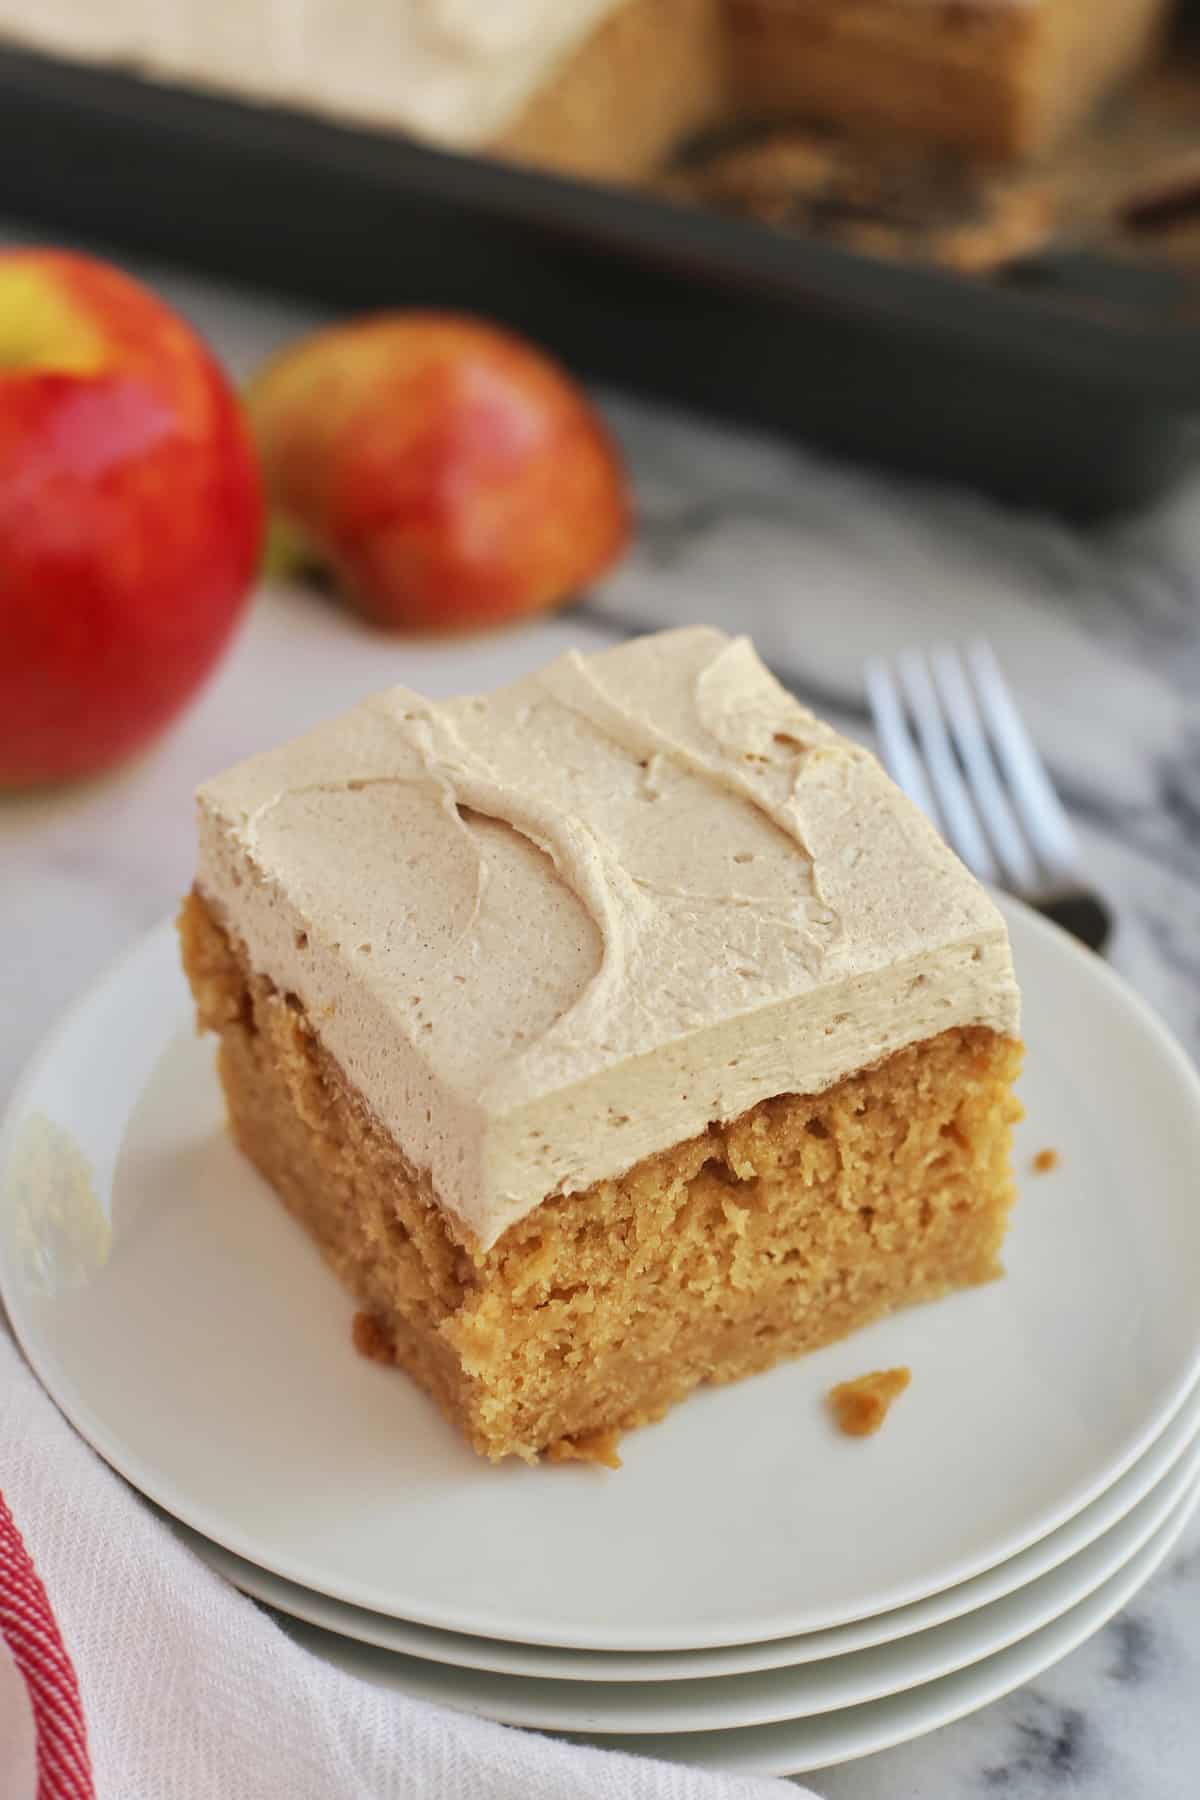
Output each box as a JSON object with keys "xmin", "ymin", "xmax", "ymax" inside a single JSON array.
[{"xmin": 2, "ymin": 40, "xmax": 1199, "ymax": 517}]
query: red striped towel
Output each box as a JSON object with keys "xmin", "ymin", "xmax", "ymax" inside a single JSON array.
[{"xmin": 0, "ymin": 1491, "xmax": 93, "ymax": 1800}]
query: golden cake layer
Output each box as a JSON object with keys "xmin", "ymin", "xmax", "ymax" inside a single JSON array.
[{"xmin": 180, "ymin": 888, "xmax": 1022, "ymax": 1462}]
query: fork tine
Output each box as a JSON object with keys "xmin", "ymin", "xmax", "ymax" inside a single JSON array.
[
  {"xmin": 929, "ymin": 646, "xmax": 1040, "ymax": 893},
  {"xmin": 896, "ymin": 650, "xmax": 999, "ymax": 884},
  {"xmin": 864, "ymin": 656, "xmax": 938, "ymax": 825},
  {"xmin": 966, "ymin": 641, "xmax": 1080, "ymax": 883}
]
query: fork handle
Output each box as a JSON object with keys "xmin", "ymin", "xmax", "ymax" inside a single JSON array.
[{"xmin": 1036, "ymin": 889, "xmax": 1113, "ymax": 955}]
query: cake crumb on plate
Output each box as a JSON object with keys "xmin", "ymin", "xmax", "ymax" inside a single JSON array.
[
  {"xmin": 352, "ymin": 1311, "xmax": 396, "ymax": 1365},
  {"xmin": 1032, "ymin": 1147, "xmax": 1061, "ymax": 1174},
  {"xmin": 830, "ymin": 1367, "xmax": 912, "ymax": 1438}
]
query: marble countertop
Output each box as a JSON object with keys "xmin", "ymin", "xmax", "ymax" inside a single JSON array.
[{"xmin": 2, "ymin": 231, "xmax": 1199, "ymax": 1798}]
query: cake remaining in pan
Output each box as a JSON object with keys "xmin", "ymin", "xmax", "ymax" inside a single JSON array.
[
  {"xmin": 0, "ymin": 0, "xmax": 1169, "ymax": 177},
  {"xmin": 724, "ymin": 0, "xmax": 1169, "ymax": 162}
]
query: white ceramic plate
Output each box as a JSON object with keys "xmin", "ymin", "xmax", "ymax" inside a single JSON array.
[
  {"xmin": 4, "ymin": 900, "xmax": 1200, "ymax": 1650},
  {"xmin": 200, "ymin": 1450, "xmax": 1200, "ymax": 1733},
  {"xmin": 175, "ymin": 1376, "xmax": 1200, "ymax": 1682},
  {"xmin": 276, "ymin": 1482, "xmax": 1200, "ymax": 1770},
  {"xmin": 596, "ymin": 1483, "xmax": 1200, "ymax": 1774}
]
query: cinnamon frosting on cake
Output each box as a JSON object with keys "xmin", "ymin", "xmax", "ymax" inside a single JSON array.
[{"xmin": 195, "ymin": 627, "xmax": 1019, "ymax": 1247}]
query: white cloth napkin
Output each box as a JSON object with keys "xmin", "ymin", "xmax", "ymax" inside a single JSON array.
[{"xmin": 0, "ymin": 1324, "xmax": 807, "ymax": 1800}]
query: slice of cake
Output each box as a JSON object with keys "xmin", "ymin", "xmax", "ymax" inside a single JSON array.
[{"xmin": 179, "ymin": 626, "xmax": 1022, "ymax": 1463}]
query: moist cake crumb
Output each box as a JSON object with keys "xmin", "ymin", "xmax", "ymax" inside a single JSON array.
[
  {"xmin": 1032, "ymin": 1147, "xmax": 1061, "ymax": 1173},
  {"xmin": 830, "ymin": 1367, "xmax": 912, "ymax": 1437}
]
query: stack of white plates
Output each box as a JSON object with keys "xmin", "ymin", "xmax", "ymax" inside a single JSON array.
[{"xmin": 4, "ymin": 899, "xmax": 1200, "ymax": 1780}]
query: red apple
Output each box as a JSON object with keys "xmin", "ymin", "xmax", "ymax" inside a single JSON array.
[
  {"xmin": 0, "ymin": 249, "xmax": 263, "ymax": 787},
  {"xmin": 248, "ymin": 313, "xmax": 629, "ymax": 632}
]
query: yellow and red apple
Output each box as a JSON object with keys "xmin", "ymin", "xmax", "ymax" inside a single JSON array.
[
  {"xmin": 248, "ymin": 313, "xmax": 629, "ymax": 632},
  {"xmin": 0, "ymin": 248, "xmax": 263, "ymax": 787}
]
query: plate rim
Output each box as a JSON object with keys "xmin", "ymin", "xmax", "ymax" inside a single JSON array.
[
  {"xmin": 260, "ymin": 1480, "xmax": 1200, "ymax": 1766},
  {"xmin": 4, "ymin": 897, "xmax": 1200, "ymax": 1650},
  {"xmin": 187, "ymin": 1435, "xmax": 1200, "ymax": 1730},
  {"xmin": 174, "ymin": 1377, "xmax": 1200, "ymax": 1681},
  {"xmin": 580, "ymin": 1477, "xmax": 1200, "ymax": 1772}
]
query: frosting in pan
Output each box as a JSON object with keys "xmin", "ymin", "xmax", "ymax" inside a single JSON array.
[
  {"xmin": 0, "ymin": 1, "xmax": 627, "ymax": 148},
  {"xmin": 0, "ymin": 3, "xmax": 1037, "ymax": 151},
  {"xmin": 196, "ymin": 627, "xmax": 1020, "ymax": 1247}
]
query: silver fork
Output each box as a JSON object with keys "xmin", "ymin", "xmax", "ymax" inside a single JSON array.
[{"xmin": 864, "ymin": 641, "xmax": 1113, "ymax": 953}]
